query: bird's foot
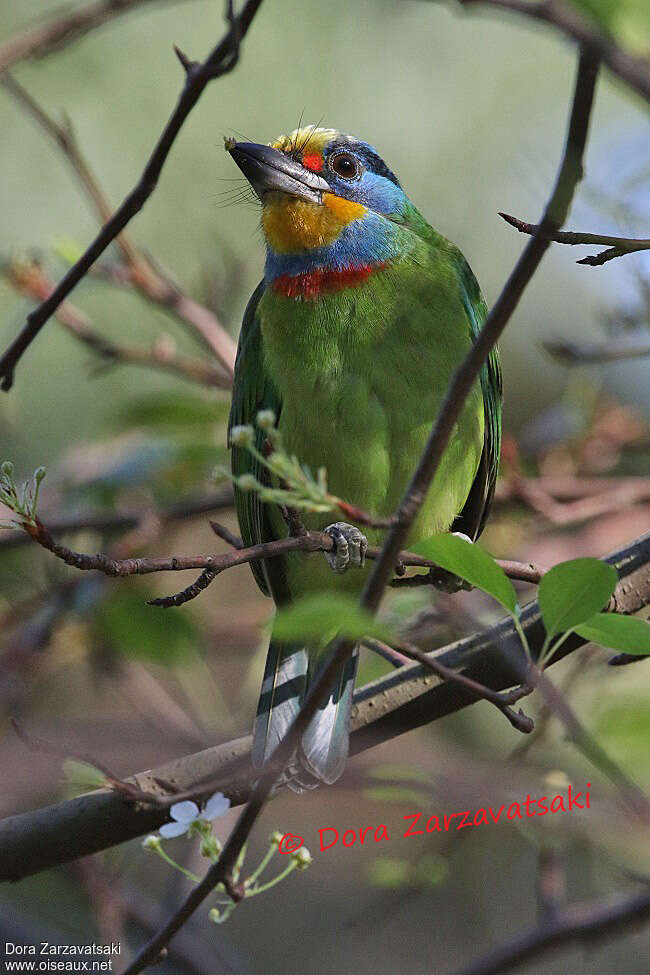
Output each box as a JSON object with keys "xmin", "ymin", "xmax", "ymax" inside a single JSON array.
[
  {"xmin": 323, "ymin": 522, "xmax": 368, "ymax": 574},
  {"xmin": 430, "ymin": 532, "xmax": 474, "ymax": 593}
]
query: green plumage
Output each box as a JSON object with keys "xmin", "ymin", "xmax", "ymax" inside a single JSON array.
[{"xmin": 229, "ymin": 159, "xmax": 501, "ymax": 790}]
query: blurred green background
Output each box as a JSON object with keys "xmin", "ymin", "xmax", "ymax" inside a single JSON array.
[{"xmin": 1, "ymin": 1, "xmax": 649, "ymax": 973}]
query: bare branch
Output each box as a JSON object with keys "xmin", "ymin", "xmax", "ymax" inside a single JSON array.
[
  {"xmin": 365, "ymin": 638, "xmax": 534, "ymax": 734},
  {"xmin": 0, "ymin": 530, "xmax": 647, "ymax": 885},
  {"xmin": 1, "ymin": 73, "xmax": 237, "ymax": 378},
  {"xmin": 4, "ymin": 256, "xmax": 230, "ymax": 387},
  {"xmin": 13, "ymin": 514, "xmax": 545, "ymax": 591},
  {"xmin": 459, "ymin": 0, "xmax": 650, "ymax": 103},
  {"xmin": 0, "ymin": 0, "xmax": 264, "ymax": 390},
  {"xmin": 452, "ymin": 886, "xmax": 650, "ymax": 975},
  {"xmin": 500, "ymin": 211, "xmax": 650, "ymax": 266},
  {"xmin": 545, "ymin": 339, "xmax": 650, "ymax": 366},
  {"xmin": 0, "ymin": 0, "xmax": 195, "ymax": 75},
  {"xmin": 148, "ymin": 568, "xmax": 219, "ymax": 607}
]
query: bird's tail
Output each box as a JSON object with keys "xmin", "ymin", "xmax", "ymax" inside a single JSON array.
[{"xmin": 252, "ymin": 641, "xmax": 358, "ymax": 792}]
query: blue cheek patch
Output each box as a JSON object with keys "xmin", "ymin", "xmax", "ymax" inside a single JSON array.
[{"xmin": 345, "ymin": 171, "xmax": 407, "ymax": 217}]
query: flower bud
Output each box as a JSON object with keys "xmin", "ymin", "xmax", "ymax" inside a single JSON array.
[
  {"xmin": 256, "ymin": 410, "xmax": 276, "ymax": 431},
  {"xmin": 229, "ymin": 425, "xmax": 254, "ymax": 448},
  {"xmin": 293, "ymin": 846, "xmax": 312, "ymax": 869},
  {"xmin": 236, "ymin": 474, "xmax": 258, "ymax": 491}
]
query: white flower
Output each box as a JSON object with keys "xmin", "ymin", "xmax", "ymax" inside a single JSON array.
[{"xmin": 159, "ymin": 791, "xmax": 231, "ymax": 839}]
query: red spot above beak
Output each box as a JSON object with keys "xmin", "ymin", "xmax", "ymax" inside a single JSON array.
[{"xmin": 302, "ymin": 153, "xmax": 323, "ymax": 172}]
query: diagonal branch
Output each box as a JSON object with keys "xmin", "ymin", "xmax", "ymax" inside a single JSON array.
[
  {"xmin": 452, "ymin": 885, "xmax": 650, "ymax": 975},
  {"xmin": 1, "ymin": 70, "xmax": 237, "ymax": 378},
  {"xmin": 459, "ymin": 0, "xmax": 650, "ymax": 103},
  {"xmin": 0, "ymin": 531, "xmax": 647, "ymax": 885},
  {"xmin": 0, "ymin": 0, "xmax": 196, "ymax": 75},
  {"xmin": 4, "ymin": 256, "xmax": 229, "ymax": 387},
  {"xmin": 0, "ymin": 0, "xmax": 264, "ymax": 391}
]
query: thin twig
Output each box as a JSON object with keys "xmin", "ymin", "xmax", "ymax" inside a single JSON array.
[
  {"xmin": 1, "ymin": 72, "xmax": 237, "ymax": 377},
  {"xmin": 10, "ymin": 719, "xmax": 155, "ymax": 805},
  {"xmin": 366, "ymin": 638, "xmax": 534, "ymax": 733},
  {"xmin": 527, "ymin": 663, "xmax": 650, "ymax": 818},
  {"xmin": 209, "ymin": 520, "xmax": 242, "ymax": 548},
  {"xmin": 0, "ymin": 0, "xmax": 194, "ymax": 75},
  {"xmin": 4, "ymin": 256, "xmax": 229, "ymax": 387},
  {"xmin": 452, "ymin": 886, "xmax": 650, "ymax": 975},
  {"xmin": 500, "ymin": 211, "xmax": 650, "ymax": 266},
  {"xmin": 545, "ymin": 338, "xmax": 650, "ymax": 366},
  {"xmin": 459, "ymin": 0, "xmax": 650, "ymax": 103},
  {"xmin": 0, "ymin": 0, "xmax": 264, "ymax": 391}
]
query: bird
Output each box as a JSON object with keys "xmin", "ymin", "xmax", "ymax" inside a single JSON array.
[{"xmin": 227, "ymin": 125, "xmax": 501, "ymax": 791}]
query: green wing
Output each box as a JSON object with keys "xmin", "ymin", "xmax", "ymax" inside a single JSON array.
[
  {"xmin": 228, "ymin": 281, "xmax": 287, "ymax": 601},
  {"xmin": 452, "ymin": 258, "xmax": 502, "ymax": 541},
  {"xmin": 400, "ymin": 206, "xmax": 502, "ymax": 539}
]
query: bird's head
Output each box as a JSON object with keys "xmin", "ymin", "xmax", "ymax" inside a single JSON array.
[{"xmin": 227, "ymin": 126, "xmax": 417, "ymax": 289}]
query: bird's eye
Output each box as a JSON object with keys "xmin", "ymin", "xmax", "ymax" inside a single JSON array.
[{"xmin": 329, "ymin": 152, "xmax": 361, "ymax": 180}]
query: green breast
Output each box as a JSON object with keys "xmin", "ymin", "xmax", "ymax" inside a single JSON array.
[{"xmin": 259, "ymin": 245, "xmax": 484, "ymax": 595}]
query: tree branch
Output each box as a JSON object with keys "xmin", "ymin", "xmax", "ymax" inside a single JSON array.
[
  {"xmin": 0, "ymin": 530, "xmax": 647, "ymax": 885},
  {"xmin": 4, "ymin": 256, "xmax": 229, "ymax": 388},
  {"xmin": 453, "ymin": 885, "xmax": 650, "ymax": 975},
  {"xmin": 1, "ymin": 70, "xmax": 237, "ymax": 378},
  {"xmin": 459, "ymin": 0, "xmax": 650, "ymax": 103},
  {"xmin": 13, "ymin": 515, "xmax": 544, "ymax": 592},
  {"xmin": 0, "ymin": 0, "xmax": 264, "ymax": 391},
  {"xmin": 545, "ymin": 339, "xmax": 650, "ymax": 366},
  {"xmin": 0, "ymin": 0, "xmax": 196, "ymax": 75},
  {"xmin": 499, "ymin": 212, "xmax": 650, "ymax": 266}
]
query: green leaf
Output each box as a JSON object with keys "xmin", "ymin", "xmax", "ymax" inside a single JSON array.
[
  {"xmin": 410, "ymin": 533, "xmax": 517, "ymax": 613},
  {"xmin": 272, "ymin": 593, "xmax": 393, "ymax": 644},
  {"xmin": 62, "ymin": 759, "xmax": 107, "ymax": 791},
  {"xmin": 538, "ymin": 558, "xmax": 618, "ymax": 639},
  {"xmin": 575, "ymin": 612, "xmax": 650, "ymax": 655}
]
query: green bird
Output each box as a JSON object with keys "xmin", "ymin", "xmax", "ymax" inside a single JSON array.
[{"xmin": 228, "ymin": 126, "xmax": 501, "ymax": 791}]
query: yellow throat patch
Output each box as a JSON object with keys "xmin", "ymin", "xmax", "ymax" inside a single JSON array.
[{"xmin": 261, "ymin": 192, "xmax": 366, "ymax": 254}]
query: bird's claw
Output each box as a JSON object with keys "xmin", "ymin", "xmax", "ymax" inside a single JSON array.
[
  {"xmin": 430, "ymin": 531, "xmax": 474, "ymax": 593},
  {"xmin": 324, "ymin": 522, "xmax": 368, "ymax": 574}
]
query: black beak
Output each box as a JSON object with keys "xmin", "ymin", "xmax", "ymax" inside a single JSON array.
[{"xmin": 228, "ymin": 142, "xmax": 330, "ymax": 204}]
